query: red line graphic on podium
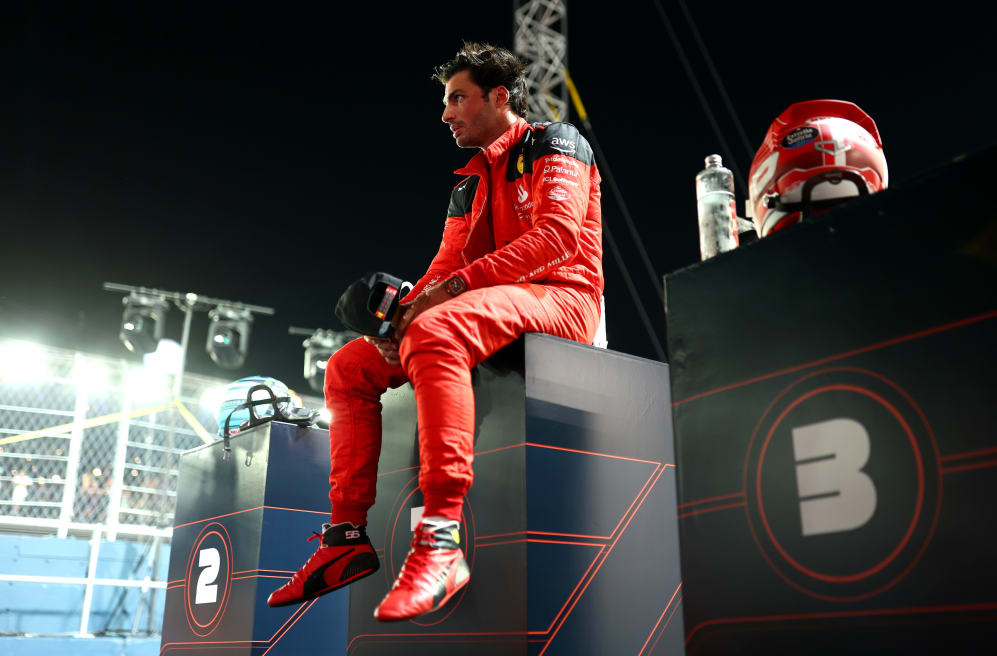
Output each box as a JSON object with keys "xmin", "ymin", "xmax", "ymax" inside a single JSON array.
[
  {"xmin": 348, "ymin": 442, "xmax": 674, "ymax": 654},
  {"xmin": 742, "ymin": 367, "xmax": 942, "ymax": 603}
]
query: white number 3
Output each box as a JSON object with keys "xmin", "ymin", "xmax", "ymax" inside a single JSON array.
[{"xmin": 195, "ymin": 547, "xmax": 220, "ymax": 605}]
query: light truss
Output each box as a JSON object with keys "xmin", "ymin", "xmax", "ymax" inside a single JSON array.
[{"xmin": 514, "ymin": 0, "xmax": 568, "ymax": 123}]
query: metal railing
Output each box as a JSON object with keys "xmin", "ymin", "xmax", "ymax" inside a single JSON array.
[{"xmin": 0, "ymin": 338, "xmax": 323, "ymax": 636}]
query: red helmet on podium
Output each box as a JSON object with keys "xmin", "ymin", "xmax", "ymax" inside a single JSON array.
[{"xmin": 747, "ymin": 99, "xmax": 888, "ymax": 237}]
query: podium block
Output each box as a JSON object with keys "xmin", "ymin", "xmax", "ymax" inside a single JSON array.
[
  {"xmin": 665, "ymin": 146, "xmax": 997, "ymax": 653},
  {"xmin": 346, "ymin": 334, "xmax": 684, "ymax": 655},
  {"xmin": 160, "ymin": 422, "xmax": 348, "ymax": 655}
]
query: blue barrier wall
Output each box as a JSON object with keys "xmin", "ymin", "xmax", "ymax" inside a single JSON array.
[
  {"xmin": 0, "ymin": 532, "xmax": 169, "ymax": 643},
  {"xmin": 0, "ymin": 636, "xmax": 160, "ymax": 656}
]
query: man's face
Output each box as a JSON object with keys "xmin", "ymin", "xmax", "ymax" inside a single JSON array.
[{"xmin": 441, "ymin": 70, "xmax": 501, "ymax": 149}]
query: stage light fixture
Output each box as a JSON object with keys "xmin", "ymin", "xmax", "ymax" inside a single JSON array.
[
  {"xmin": 301, "ymin": 329, "xmax": 353, "ymax": 393},
  {"xmin": 206, "ymin": 306, "xmax": 252, "ymax": 369},
  {"xmin": 119, "ymin": 294, "xmax": 169, "ymax": 354}
]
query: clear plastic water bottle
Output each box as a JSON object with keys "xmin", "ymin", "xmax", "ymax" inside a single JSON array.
[{"xmin": 696, "ymin": 154, "xmax": 739, "ymax": 260}]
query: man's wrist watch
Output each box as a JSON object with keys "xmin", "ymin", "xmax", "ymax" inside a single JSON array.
[{"xmin": 444, "ymin": 274, "xmax": 467, "ymax": 297}]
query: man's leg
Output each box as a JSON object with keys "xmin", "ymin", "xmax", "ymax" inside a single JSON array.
[
  {"xmin": 402, "ymin": 283, "xmax": 599, "ymax": 518},
  {"xmin": 268, "ymin": 338, "xmax": 407, "ymax": 607},
  {"xmin": 326, "ymin": 338, "xmax": 409, "ymax": 525},
  {"xmin": 373, "ymin": 283, "xmax": 600, "ymax": 620}
]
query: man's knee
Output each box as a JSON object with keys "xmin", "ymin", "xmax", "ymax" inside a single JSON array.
[
  {"xmin": 324, "ymin": 338, "xmax": 385, "ymax": 398},
  {"xmin": 398, "ymin": 311, "xmax": 463, "ymax": 367}
]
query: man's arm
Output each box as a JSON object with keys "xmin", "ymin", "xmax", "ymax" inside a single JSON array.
[
  {"xmin": 375, "ymin": 176, "xmax": 475, "ymax": 346},
  {"xmin": 453, "ymin": 123, "xmax": 595, "ymax": 290},
  {"xmin": 401, "ymin": 215, "xmax": 467, "ymax": 303},
  {"xmin": 373, "ymin": 213, "xmax": 465, "ymax": 352},
  {"xmin": 399, "ymin": 176, "xmax": 476, "ymax": 304}
]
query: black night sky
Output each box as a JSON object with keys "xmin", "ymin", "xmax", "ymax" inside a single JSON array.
[{"xmin": 2, "ymin": 2, "xmax": 993, "ymax": 394}]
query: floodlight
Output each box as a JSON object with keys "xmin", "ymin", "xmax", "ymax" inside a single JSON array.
[
  {"xmin": 206, "ymin": 306, "xmax": 252, "ymax": 369},
  {"xmin": 142, "ymin": 339, "xmax": 183, "ymax": 375},
  {"xmin": 301, "ymin": 329, "xmax": 353, "ymax": 392},
  {"xmin": 72, "ymin": 355, "xmax": 111, "ymax": 395},
  {"xmin": 126, "ymin": 366, "xmax": 171, "ymax": 402},
  {"xmin": 199, "ymin": 384, "xmax": 228, "ymax": 416},
  {"xmin": 119, "ymin": 294, "xmax": 169, "ymax": 354},
  {"xmin": 0, "ymin": 339, "xmax": 47, "ymax": 381}
]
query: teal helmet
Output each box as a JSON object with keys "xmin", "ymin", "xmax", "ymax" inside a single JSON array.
[{"xmin": 216, "ymin": 376, "xmax": 294, "ymax": 437}]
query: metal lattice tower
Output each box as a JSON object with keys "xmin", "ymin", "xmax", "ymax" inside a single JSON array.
[{"xmin": 514, "ymin": 0, "xmax": 568, "ymax": 123}]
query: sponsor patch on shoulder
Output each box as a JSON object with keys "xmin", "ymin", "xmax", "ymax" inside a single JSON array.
[
  {"xmin": 782, "ymin": 126, "xmax": 819, "ymax": 149},
  {"xmin": 550, "ymin": 136, "xmax": 576, "ymax": 155},
  {"xmin": 547, "ymin": 186, "xmax": 569, "ymax": 201}
]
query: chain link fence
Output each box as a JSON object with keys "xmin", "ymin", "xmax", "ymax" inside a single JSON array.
[
  {"xmin": 0, "ymin": 338, "xmax": 323, "ymax": 533},
  {"xmin": 1, "ymin": 339, "xmax": 325, "ymax": 636}
]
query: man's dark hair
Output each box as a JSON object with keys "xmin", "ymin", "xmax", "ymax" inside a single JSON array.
[{"xmin": 434, "ymin": 42, "xmax": 529, "ymax": 118}]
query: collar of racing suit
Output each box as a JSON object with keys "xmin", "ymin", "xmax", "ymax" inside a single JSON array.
[
  {"xmin": 454, "ymin": 117, "xmax": 529, "ymax": 176},
  {"xmin": 451, "ymin": 118, "xmax": 529, "ymax": 264}
]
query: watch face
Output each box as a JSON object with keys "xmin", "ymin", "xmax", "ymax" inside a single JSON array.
[{"xmin": 447, "ymin": 276, "xmax": 466, "ymax": 296}]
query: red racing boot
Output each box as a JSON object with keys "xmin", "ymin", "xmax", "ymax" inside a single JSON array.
[
  {"xmin": 267, "ymin": 522, "xmax": 379, "ymax": 607},
  {"xmin": 373, "ymin": 517, "xmax": 470, "ymax": 622}
]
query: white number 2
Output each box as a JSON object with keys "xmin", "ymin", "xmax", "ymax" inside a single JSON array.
[{"xmin": 195, "ymin": 547, "xmax": 220, "ymax": 604}]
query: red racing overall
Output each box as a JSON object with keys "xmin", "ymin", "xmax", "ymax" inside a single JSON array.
[{"xmin": 326, "ymin": 117, "xmax": 603, "ymax": 524}]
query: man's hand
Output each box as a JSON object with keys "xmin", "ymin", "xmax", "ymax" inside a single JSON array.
[
  {"xmin": 364, "ymin": 336, "xmax": 401, "ymax": 366},
  {"xmin": 395, "ymin": 282, "xmax": 453, "ymax": 338}
]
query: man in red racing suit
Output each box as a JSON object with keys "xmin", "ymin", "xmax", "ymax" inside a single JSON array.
[{"xmin": 268, "ymin": 42, "xmax": 603, "ymax": 621}]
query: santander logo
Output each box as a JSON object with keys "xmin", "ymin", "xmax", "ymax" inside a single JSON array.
[{"xmin": 517, "ymin": 185, "xmax": 529, "ymax": 204}]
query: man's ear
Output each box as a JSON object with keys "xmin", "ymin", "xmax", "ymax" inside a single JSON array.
[{"xmin": 491, "ymin": 85, "xmax": 510, "ymax": 108}]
